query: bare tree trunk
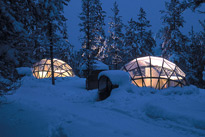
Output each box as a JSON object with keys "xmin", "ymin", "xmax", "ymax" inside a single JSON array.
[{"xmin": 49, "ymin": 22, "xmax": 55, "ymax": 85}]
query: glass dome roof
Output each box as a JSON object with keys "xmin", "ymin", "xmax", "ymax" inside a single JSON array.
[
  {"xmin": 122, "ymin": 56, "xmax": 186, "ymax": 89},
  {"xmin": 32, "ymin": 59, "xmax": 74, "ymax": 79}
]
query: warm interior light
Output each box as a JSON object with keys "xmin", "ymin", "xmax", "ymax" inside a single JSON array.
[
  {"xmin": 32, "ymin": 58, "xmax": 74, "ymax": 79},
  {"xmin": 122, "ymin": 56, "xmax": 186, "ymax": 89}
]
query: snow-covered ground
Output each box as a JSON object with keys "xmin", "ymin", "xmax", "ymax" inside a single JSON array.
[{"xmin": 0, "ymin": 75, "xmax": 205, "ymax": 137}]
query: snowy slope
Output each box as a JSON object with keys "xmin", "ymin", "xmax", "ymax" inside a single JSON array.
[{"xmin": 0, "ymin": 76, "xmax": 205, "ymax": 137}]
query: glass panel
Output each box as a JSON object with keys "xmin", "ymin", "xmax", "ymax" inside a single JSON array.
[
  {"xmin": 169, "ymin": 81, "xmax": 178, "ymax": 87},
  {"xmin": 144, "ymin": 78, "xmax": 151, "ymax": 87},
  {"xmin": 151, "ymin": 67, "xmax": 161, "ymax": 77},
  {"xmin": 128, "ymin": 71, "xmax": 134, "ymax": 78},
  {"xmin": 53, "ymin": 62, "xmax": 58, "ymax": 67},
  {"xmin": 56, "ymin": 59, "xmax": 65, "ymax": 64},
  {"xmin": 137, "ymin": 56, "xmax": 150, "ymax": 67},
  {"xmin": 160, "ymin": 79, "xmax": 168, "ymax": 89},
  {"xmin": 39, "ymin": 59, "xmax": 47, "ymax": 65},
  {"xmin": 46, "ymin": 60, "xmax": 51, "ymax": 65},
  {"xmin": 34, "ymin": 72, "xmax": 38, "ymax": 79},
  {"xmin": 133, "ymin": 75, "xmax": 142, "ymax": 79},
  {"xmin": 164, "ymin": 60, "xmax": 175, "ymax": 70},
  {"xmin": 137, "ymin": 60, "xmax": 150, "ymax": 67},
  {"xmin": 152, "ymin": 78, "xmax": 158, "ymax": 89},
  {"xmin": 128, "ymin": 68, "xmax": 141, "ymax": 79},
  {"xmin": 38, "ymin": 65, "xmax": 44, "ymax": 71},
  {"xmin": 160, "ymin": 68, "xmax": 168, "ymax": 78},
  {"xmin": 54, "ymin": 73, "xmax": 59, "ymax": 77},
  {"xmin": 150, "ymin": 56, "xmax": 163, "ymax": 67},
  {"xmin": 140, "ymin": 67, "xmax": 146, "ymax": 77},
  {"xmin": 66, "ymin": 71, "xmax": 71, "ymax": 77},
  {"xmin": 125, "ymin": 62, "xmax": 137, "ymax": 70},
  {"xmin": 65, "ymin": 64, "xmax": 72, "ymax": 70},
  {"xmin": 177, "ymin": 76, "xmax": 183, "ymax": 81},
  {"xmin": 170, "ymin": 72, "xmax": 178, "ymax": 80},
  {"xmin": 129, "ymin": 62, "xmax": 138, "ymax": 70},
  {"xmin": 133, "ymin": 79, "xmax": 143, "ymax": 87},
  {"xmin": 145, "ymin": 67, "xmax": 151, "ymax": 77},
  {"xmin": 39, "ymin": 71, "xmax": 47, "ymax": 78},
  {"xmin": 44, "ymin": 65, "xmax": 49, "ymax": 70},
  {"xmin": 175, "ymin": 67, "xmax": 185, "ymax": 77},
  {"xmin": 164, "ymin": 68, "xmax": 172, "ymax": 77},
  {"xmin": 137, "ymin": 56, "xmax": 150, "ymax": 61},
  {"xmin": 124, "ymin": 62, "xmax": 133, "ymax": 70},
  {"xmin": 47, "ymin": 72, "xmax": 51, "ymax": 78}
]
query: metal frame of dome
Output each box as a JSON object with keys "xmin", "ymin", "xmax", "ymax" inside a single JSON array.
[
  {"xmin": 122, "ymin": 56, "xmax": 186, "ymax": 89},
  {"xmin": 32, "ymin": 58, "xmax": 74, "ymax": 79}
]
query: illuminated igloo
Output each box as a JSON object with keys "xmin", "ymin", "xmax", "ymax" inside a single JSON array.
[
  {"xmin": 122, "ymin": 56, "xmax": 186, "ymax": 89},
  {"xmin": 32, "ymin": 59, "xmax": 74, "ymax": 79}
]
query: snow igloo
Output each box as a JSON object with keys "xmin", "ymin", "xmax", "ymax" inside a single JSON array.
[
  {"xmin": 122, "ymin": 56, "xmax": 186, "ymax": 89},
  {"xmin": 32, "ymin": 59, "xmax": 74, "ymax": 79}
]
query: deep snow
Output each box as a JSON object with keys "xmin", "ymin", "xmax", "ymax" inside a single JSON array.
[{"xmin": 0, "ymin": 75, "xmax": 205, "ymax": 137}]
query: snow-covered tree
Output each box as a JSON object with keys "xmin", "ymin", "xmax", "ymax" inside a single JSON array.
[
  {"xmin": 136, "ymin": 8, "xmax": 156, "ymax": 56},
  {"xmin": 0, "ymin": 0, "xmax": 70, "ymax": 87},
  {"xmin": 185, "ymin": 0, "xmax": 205, "ymax": 12},
  {"xmin": 79, "ymin": 0, "xmax": 96, "ymax": 78},
  {"xmin": 55, "ymin": 21, "xmax": 74, "ymax": 64},
  {"xmin": 0, "ymin": 0, "xmax": 32, "ymax": 92},
  {"xmin": 124, "ymin": 18, "xmax": 139, "ymax": 61},
  {"xmin": 187, "ymin": 23, "xmax": 205, "ymax": 88},
  {"xmin": 79, "ymin": 0, "xmax": 106, "ymax": 78},
  {"xmin": 158, "ymin": 0, "xmax": 187, "ymax": 61},
  {"xmin": 93, "ymin": 0, "xmax": 106, "ymax": 58},
  {"xmin": 106, "ymin": 1, "xmax": 124, "ymax": 70}
]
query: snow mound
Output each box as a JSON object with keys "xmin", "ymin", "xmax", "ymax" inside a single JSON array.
[
  {"xmin": 144, "ymin": 104, "xmax": 205, "ymax": 130},
  {"xmin": 16, "ymin": 67, "xmax": 32, "ymax": 76},
  {"xmin": 1, "ymin": 75, "xmax": 205, "ymax": 137},
  {"xmin": 159, "ymin": 85, "xmax": 200, "ymax": 95},
  {"xmin": 98, "ymin": 70, "xmax": 131, "ymax": 86}
]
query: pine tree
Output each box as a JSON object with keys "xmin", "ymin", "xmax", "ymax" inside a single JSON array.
[
  {"xmin": 79, "ymin": 0, "xmax": 106, "ymax": 78},
  {"xmin": 158, "ymin": 0, "xmax": 187, "ymax": 60},
  {"xmin": 93, "ymin": 0, "xmax": 106, "ymax": 58},
  {"xmin": 79, "ymin": 0, "xmax": 96, "ymax": 78},
  {"xmin": 0, "ymin": 0, "xmax": 32, "ymax": 92},
  {"xmin": 106, "ymin": 1, "xmax": 124, "ymax": 70},
  {"xmin": 124, "ymin": 18, "xmax": 139, "ymax": 61},
  {"xmin": 136, "ymin": 8, "xmax": 156, "ymax": 56},
  {"xmin": 187, "ymin": 23, "xmax": 205, "ymax": 88},
  {"xmin": 185, "ymin": 0, "xmax": 204, "ymax": 12},
  {"xmin": 41, "ymin": 0, "xmax": 70, "ymax": 85},
  {"xmin": 55, "ymin": 21, "xmax": 74, "ymax": 63},
  {"xmin": 0, "ymin": 0, "xmax": 70, "ymax": 87}
]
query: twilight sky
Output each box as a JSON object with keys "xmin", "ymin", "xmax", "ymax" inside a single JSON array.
[{"xmin": 64, "ymin": 0, "xmax": 205, "ymax": 50}]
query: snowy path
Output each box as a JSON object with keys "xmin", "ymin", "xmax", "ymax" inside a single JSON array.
[{"xmin": 0, "ymin": 76, "xmax": 205, "ymax": 137}]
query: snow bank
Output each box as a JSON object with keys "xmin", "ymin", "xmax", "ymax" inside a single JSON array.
[
  {"xmin": 143, "ymin": 103, "xmax": 205, "ymax": 130},
  {"xmin": 159, "ymin": 85, "xmax": 200, "ymax": 95},
  {"xmin": 1, "ymin": 74, "xmax": 205, "ymax": 137},
  {"xmin": 16, "ymin": 67, "xmax": 32, "ymax": 76},
  {"xmin": 98, "ymin": 70, "xmax": 131, "ymax": 86}
]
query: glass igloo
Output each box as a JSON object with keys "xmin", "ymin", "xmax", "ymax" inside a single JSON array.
[
  {"xmin": 122, "ymin": 56, "xmax": 186, "ymax": 89},
  {"xmin": 32, "ymin": 58, "xmax": 74, "ymax": 79}
]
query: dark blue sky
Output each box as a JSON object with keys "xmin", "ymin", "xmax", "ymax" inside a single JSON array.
[{"xmin": 64, "ymin": 0, "xmax": 204, "ymax": 50}]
